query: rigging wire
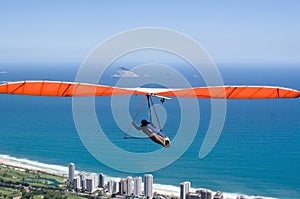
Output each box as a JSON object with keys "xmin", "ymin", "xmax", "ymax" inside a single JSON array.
[
  {"xmin": 123, "ymin": 95, "xmax": 148, "ymax": 139},
  {"xmin": 123, "ymin": 94, "xmax": 164, "ymax": 139},
  {"xmin": 149, "ymin": 95, "xmax": 162, "ymax": 131}
]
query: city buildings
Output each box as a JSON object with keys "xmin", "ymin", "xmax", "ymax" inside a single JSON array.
[
  {"xmin": 108, "ymin": 180, "xmax": 119, "ymax": 194},
  {"xmin": 134, "ymin": 176, "xmax": 142, "ymax": 196},
  {"xmin": 119, "ymin": 179, "xmax": 126, "ymax": 195},
  {"xmin": 112, "ymin": 180, "xmax": 119, "ymax": 194},
  {"xmin": 196, "ymin": 188, "xmax": 213, "ymax": 199},
  {"xmin": 99, "ymin": 173, "xmax": 105, "ymax": 188},
  {"xmin": 68, "ymin": 163, "xmax": 75, "ymax": 182},
  {"xmin": 125, "ymin": 176, "xmax": 133, "ymax": 195},
  {"xmin": 107, "ymin": 180, "xmax": 112, "ymax": 193},
  {"xmin": 67, "ymin": 162, "xmax": 232, "ymax": 198},
  {"xmin": 67, "ymin": 163, "xmax": 156, "ymax": 196},
  {"xmin": 186, "ymin": 192, "xmax": 201, "ymax": 199},
  {"xmin": 73, "ymin": 176, "xmax": 81, "ymax": 190},
  {"xmin": 185, "ymin": 187, "xmax": 213, "ymax": 199},
  {"xmin": 79, "ymin": 172, "xmax": 87, "ymax": 190},
  {"xmin": 180, "ymin": 181, "xmax": 190, "ymax": 199},
  {"xmin": 86, "ymin": 175, "xmax": 97, "ymax": 193},
  {"xmin": 213, "ymin": 191, "xmax": 224, "ymax": 199},
  {"xmin": 68, "ymin": 162, "xmax": 100, "ymax": 193},
  {"xmin": 144, "ymin": 174, "xmax": 153, "ymax": 199},
  {"xmin": 93, "ymin": 174, "xmax": 99, "ymax": 189}
]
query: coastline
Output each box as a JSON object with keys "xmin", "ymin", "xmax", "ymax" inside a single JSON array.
[
  {"xmin": 0, "ymin": 154, "xmax": 180, "ymax": 196},
  {"xmin": 0, "ymin": 154, "xmax": 276, "ymax": 199},
  {"xmin": 0, "ymin": 155, "xmax": 65, "ymax": 177}
]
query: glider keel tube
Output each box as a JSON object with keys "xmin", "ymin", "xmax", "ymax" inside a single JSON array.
[{"xmin": 0, "ymin": 81, "xmax": 147, "ymax": 97}]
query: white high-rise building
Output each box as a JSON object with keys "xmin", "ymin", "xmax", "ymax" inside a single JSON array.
[
  {"xmin": 112, "ymin": 180, "xmax": 119, "ymax": 193},
  {"xmin": 144, "ymin": 174, "xmax": 153, "ymax": 199},
  {"xmin": 107, "ymin": 180, "xmax": 112, "ymax": 193},
  {"xmin": 134, "ymin": 176, "xmax": 142, "ymax": 196},
  {"xmin": 108, "ymin": 180, "xmax": 119, "ymax": 194},
  {"xmin": 68, "ymin": 163, "xmax": 75, "ymax": 181},
  {"xmin": 125, "ymin": 176, "xmax": 133, "ymax": 195},
  {"xmin": 119, "ymin": 179, "xmax": 126, "ymax": 195},
  {"xmin": 180, "ymin": 181, "xmax": 191, "ymax": 199},
  {"xmin": 73, "ymin": 176, "xmax": 81, "ymax": 190},
  {"xmin": 99, "ymin": 173, "xmax": 105, "ymax": 188},
  {"xmin": 93, "ymin": 174, "xmax": 99, "ymax": 189},
  {"xmin": 79, "ymin": 172, "xmax": 87, "ymax": 190},
  {"xmin": 86, "ymin": 175, "xmax": 96, "ymax": 193}
]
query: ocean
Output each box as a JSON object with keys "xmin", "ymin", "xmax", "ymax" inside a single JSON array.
[{"xmin": 0, "ymin": 63, "xmax": 299, "ymax": 199}]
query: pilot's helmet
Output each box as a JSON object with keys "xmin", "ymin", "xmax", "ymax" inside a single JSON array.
[{"xmin": 141, "ymin": 119, "xmax": 149, "ymax": 126}]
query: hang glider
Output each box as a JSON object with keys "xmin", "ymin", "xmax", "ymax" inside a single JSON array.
[
  {"xmin": 0, "ymin": 80, "xmax": 299, "ymax": 99},
  {"xmin": 1, "ymin": 80, "xmax": 299, "ymax": 148}
]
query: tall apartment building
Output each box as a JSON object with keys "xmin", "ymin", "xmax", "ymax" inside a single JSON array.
[
  {"xmin": 144, "ymin": 174, "xmax": 153, "ymax": 199},
  {"xmin": 134, "ymin": 176, "xmax": 142, "ymax": 196},
  {"xmin": 79, "ymin": 172, "xmax": 87, "ymax": 190},
  {"xmin": 125, "ymin": 176, "xmax": 133, "ymax": 195},
  {"xmin": 119, "ymin": 179, "xmax": 126, "ymax": 195},
  {"xmin": 86, "ymin": 175, "xmax": 96, "ymax": 193},
  {"xmin": 68, "ymin": 163, "xmax": 75, "ymax": 181},
  {"xmin": 73, "ymin": 176, "xmax": 81, "ymax": 190},
  {"xmin": 180, "ymin": 181, "xmax": 191, "ymax": 199},
  {"xmin": 108, "ymin": 180, "xmax": 119, "ymax": 194},
  {"xmin": 98, "ymin": 173, "xmax": 105, "ymax": 188}
]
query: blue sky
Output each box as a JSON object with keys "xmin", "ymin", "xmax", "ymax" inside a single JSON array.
[{"xmin": 0, "ymin": 0, "xmax": 300, "ymax": 64}]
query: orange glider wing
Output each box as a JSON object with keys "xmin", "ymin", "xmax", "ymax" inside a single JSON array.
[
  {"xmin": 1, "ymin": 81, "xmax": 299, "ymax": 99},
  {"xmin": 156, "ymin": 86, "xmax": 300, "ymax": 99},
  {"xmin": 0, "ymin": 81, "xmax": 147, "ymax": 96}
]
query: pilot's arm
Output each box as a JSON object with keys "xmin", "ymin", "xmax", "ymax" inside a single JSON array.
[
  {"xmin": 132, "ymin": 121, "xmax": 141, "ymax": 130},
  {"xmin": 150, "ymin": 122, "xmax": 157, "ymax": 128}
]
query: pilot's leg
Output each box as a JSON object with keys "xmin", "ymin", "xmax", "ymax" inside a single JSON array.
[{"xmin": 150, "ymin": 134, "xmax": 166, "ymax": 147}]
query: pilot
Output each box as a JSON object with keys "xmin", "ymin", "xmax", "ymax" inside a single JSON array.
[{"xmin": 132, "ymin": 119, "xmax": 170, "ymax": 147}]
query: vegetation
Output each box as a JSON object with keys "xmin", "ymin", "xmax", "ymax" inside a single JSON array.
[
  {"xmin": 0, "ymin": 165, "xmax": 66, "ymax": 188},
  {"xmin": 0, "ymin": 165, "xmax": 89, "ymax": 199},
  {"xmin": 0, "ymin": 186, "xmax": 22, "ymax": 198},
  {"xmin": 21, "ymin": 189, "xmax": 87, "ymax": 199}
]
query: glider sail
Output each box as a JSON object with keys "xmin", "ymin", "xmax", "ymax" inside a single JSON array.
[
  {"xmin": 156, "ymin": 86, "xmax": 300, "ymax": 99},
  {"xmin": 0, "ymin": 81, "xmax": 147, "ymax": 97},
  {"xmin": 0, "ymin": 80, "xmax": 299, "ymax": 99}
]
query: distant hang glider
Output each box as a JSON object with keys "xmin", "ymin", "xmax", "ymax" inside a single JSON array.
[{"xmin": 0, "ymin": 80, "xmax": 299, "ymax": 99}]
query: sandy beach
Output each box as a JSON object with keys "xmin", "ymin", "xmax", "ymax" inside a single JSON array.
[
  {"xmin": 0, "ymin": 156, "xmax": 64, "ymax": 177},
  {"xmin": 152, "ymin": 184, "xmax": 180, "ymax": 197}
]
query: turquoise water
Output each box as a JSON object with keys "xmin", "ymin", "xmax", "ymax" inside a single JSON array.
[
  {"xmin": 24, "ymin": 177, "xmax": 61, "ymax": 187},
  {"xmin": 0, "ymin": 63, "xmax": 299, "ymax": 198}
]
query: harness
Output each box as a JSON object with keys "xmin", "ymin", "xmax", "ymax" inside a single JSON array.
[{"xmin": 123, "ymin": 94, "xmax": 164, "ymax": 139}]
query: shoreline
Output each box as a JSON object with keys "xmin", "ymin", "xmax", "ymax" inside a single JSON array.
[
  {"xmin": 0, "ymin": 154, "xmax": 276, "ymax": 199},
  {"xmin": 0, "ymin": 154, "xmax": 180, "ymax": 196},
  {"xmin": 0, "ymin": 155, "xmax": 65, "ymax": 177}
]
